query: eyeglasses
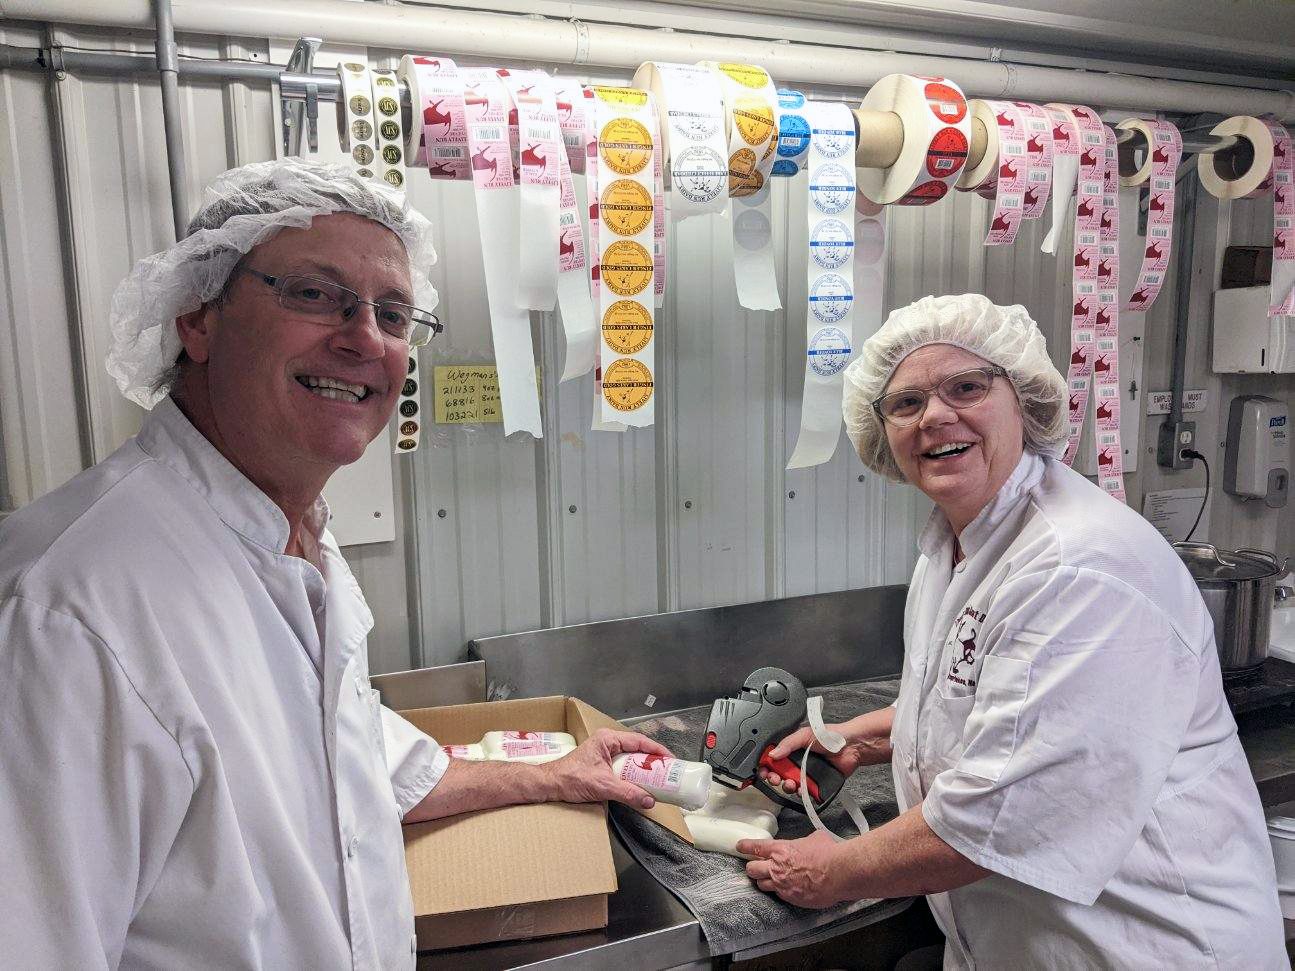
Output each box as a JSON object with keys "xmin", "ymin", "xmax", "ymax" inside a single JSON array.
[
  {"xmin": 238, "ymin": 268, "xmax": 443, "ymax": 348},
  {"xmin": 872, "ymin": 366, "xmax": 1007, "ymax": 426}
]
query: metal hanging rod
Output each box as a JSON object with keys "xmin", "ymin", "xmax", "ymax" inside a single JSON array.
[{"xmin": 2, "ymin": 37, "xmax": 1251, "ymax": 182}]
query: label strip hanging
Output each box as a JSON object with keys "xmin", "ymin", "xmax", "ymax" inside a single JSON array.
[
  {"xmin": 957, "ymin": 99, "xmax": 1027, "ymax": 245},
  {"xmin": 461, "ymin": 67, "xmax": 543, "ymax": 437},
  {"xmin": 1094, "ymin": 125, "xmax": 1125, "ymax": 502},
  {"xmin": 590, "ymin": 86, "xmax": 657, "ymax": 427},
  {"xmin": 1012, "ymin": 101, "xmax": 1053, "ymax": 220},
  {"xmin": 788, "ymin": 101, "xmax": 857, "ymax": 470},
  {"xmin": 703, "ymin": 61, "xmax": 782, "ymax": 312},
  {"xmin": 1119, "ymin": 119, "xmax": 1181, "ymax": 314},
  {"xmin": 498, "ymin": 69, "xmax": 563, "ymax": 312}
]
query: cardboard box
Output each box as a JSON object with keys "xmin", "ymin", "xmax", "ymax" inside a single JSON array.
[{"xmin": 398, "ymin": 696, "xmax": 691, "ymax": 951}]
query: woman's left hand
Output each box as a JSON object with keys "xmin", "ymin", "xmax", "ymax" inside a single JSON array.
[{"xmin": 737, "ymin": 830, "xmax": 846, "ymax": 909}]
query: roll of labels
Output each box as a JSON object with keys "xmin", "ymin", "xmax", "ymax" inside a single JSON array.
[
  {"xmin": 323, "ymin": 62, "xmax": 1211, "ymax": 482},
  {"xmin": 1198, "ymin": 115, "xmax": 1295, "ymax": 317}
]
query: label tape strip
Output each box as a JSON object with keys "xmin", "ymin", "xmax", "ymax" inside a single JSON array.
[
  {"xmin": 1118, "ymin": 119, "xmax": 1181, "ymax": 314},
  {"xmin": 591, "ymin": 85, "xmax": 657, "ymax": 427},
  {"xmin": 1093, "ymin": 125, "xmax": 1125, "ymax": 502},
  {"xmin": 498, "ymin": 70, "xmax": 563, "ymax": 312},
  {"xmin": 1012, "ymin": 101, "xmax": 1054, "ymax": 220},
  {"xmin": 368, "ymin": 69, "xmax": 406, "ymax": 193},
  {"xmin": 959, "ymin": 100, "xmax": 1028, "ymax": 245},
  {"xmin": 1041, "ymin": 104, "xmax": 1083, "ymax": 254},
  {"xmin": 800, "ymin": 695, "xmax": 871, "ymax": 841},
  {"xmin": 462, "ymin": 66, "xmax": 543, "ymax": 437},
  {"xmin": 705, "ymin": 61, "xmax": 782, "ymax": 312},
  {"xmin": 788, "ymin": 101, "xmax": 857, "ymax": 470}
]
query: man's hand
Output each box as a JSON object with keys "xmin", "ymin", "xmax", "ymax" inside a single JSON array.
[
  {"xmin": 537, "ymin": 728, "xmax": 672, "ymax": 810},
  {"xmin": 737, "ymin": 831, "xmax": 845, "ymax": 909}
]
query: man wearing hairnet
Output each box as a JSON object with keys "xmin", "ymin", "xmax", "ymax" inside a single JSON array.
[
  {"xmin": 0, "ymin": 158, "xmax": 670, "ymax": 968},
  {"xmin": 738, "ymin": 294, "xmax": 1284, "ymax": 967}
]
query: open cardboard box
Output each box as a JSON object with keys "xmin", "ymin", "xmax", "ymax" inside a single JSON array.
[{"xmin": 397, "ymin": 696, "xmax": 692, "ymax": 951}]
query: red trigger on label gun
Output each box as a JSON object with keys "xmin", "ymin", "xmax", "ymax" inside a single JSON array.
[{"xmin": 759, "ymin": 745, "xmax": 821, "ymax": 800}]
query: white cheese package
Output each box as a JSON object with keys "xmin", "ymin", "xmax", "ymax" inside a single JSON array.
[
  {"xmin": 1119, "ymin": 118, "xmax": 1181, "ymax": 314},
  {"xmin": 590, "ymin": 85, "xmax": 657, "ymax": 427},
  {"xmin": 611, "ymin": 753, "xmax": 712, "ymax": 811},
  {"xmin": 703, "ymin": 60, "xmax": 782, "ymax": 311},
  {"xmin": 632, "ymin": 61, "xmax": 729, "ymax": 219},
  {"xmin": 857, "ymin": 74, "xmax": 970, "ymax": 207},
  {"xmin": 788, "ymin": 100, "xmax": 857, "ymax": 470},
  {"xmin": 1197, "ymin": 115, "xmax": 1294, "ymax": 317},
  {"xmin": 683, "ymin": 784, "xmax": 781, "ymax": 859},
  {"xmin": 336, "ymin": 60, "xmax": 379, "ymax": 181},
  {"xmin": 482, "ymin": 730, "xmax": 576, "ymax": 763}
]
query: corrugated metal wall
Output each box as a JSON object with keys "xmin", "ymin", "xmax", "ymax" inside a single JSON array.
[{"xmin": 3, "ymin": 21, "xmax": 1290, "ymax": 676}]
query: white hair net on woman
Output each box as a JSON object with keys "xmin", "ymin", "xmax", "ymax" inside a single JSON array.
[
  {"xmin": 105, "ymin": 157, "xmax": 438, "ymax": 408},
  {"xmin": 843, "ymin": 293, "xmax": 1067, "ymax": 481}
]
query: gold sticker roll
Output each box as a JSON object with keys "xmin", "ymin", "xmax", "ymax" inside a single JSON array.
[
  {"xmin": 599, "ymin": 118, "xmax": 653, "ymax": 176},
  {"xmin": 600, "ymin": 179, "xmax": 654, "ymax": 236},
  {"xmin": 600, "ymin": 240, "xmax": 654, "ymax": 296},
  {"xmin": 602, "ymin": 357, "xmax": 654, "ymax": 411},
  {"xmin": 601, "ymin": 300, "xmax": 654, "ymax": 354}
]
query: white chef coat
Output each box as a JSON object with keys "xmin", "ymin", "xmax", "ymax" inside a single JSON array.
[
  {"xmin": 0, "ymin": 397, "xmax": 450, "ymax": 969},
  {"xmin": 893, "ymin": 450, "xmax": 1286, "ymax": 970}
]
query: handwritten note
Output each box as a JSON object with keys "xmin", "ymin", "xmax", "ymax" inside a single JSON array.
[{"xmin": 434, "ymin": 365, "xmax": 540, "ymax": 424}]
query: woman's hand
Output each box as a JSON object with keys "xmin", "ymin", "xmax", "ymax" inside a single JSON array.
[
  {"xmin": 737, "ymin": 830, "xmax": 847, "ymax": 908},
  {"xmin": 759, "ymin": 708, "xmax": 894, "ymax": 794}
]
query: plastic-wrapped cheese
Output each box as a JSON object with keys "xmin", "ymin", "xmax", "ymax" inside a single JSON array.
[
  {"xmin": 440, "ymin": 743, "xmax": 487, "ymax": 760},
  {"xmin": 683, "ymin": 783, "xmax": 780, "ymax": 858},
  {"xmin": 481, "ymin": 730, "xmax": 576, "ymax": 764}
]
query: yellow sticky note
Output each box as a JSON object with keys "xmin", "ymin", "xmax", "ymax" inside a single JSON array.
[{"xmin": 433, "ymin": 366, "xmax": 539, "ymax": 424}]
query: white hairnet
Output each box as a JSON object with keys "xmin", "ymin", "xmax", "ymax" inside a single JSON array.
[
  {"xmin": 106, "ymin": 157, "xmax": 438, "ymax": 408},
  {"xmin": 843, "ymin": 293, "xmax": 1067, "ymax": 481}
]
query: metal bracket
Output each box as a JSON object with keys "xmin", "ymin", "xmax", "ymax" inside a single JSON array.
[{"xmin": 281, "ymin": 36, "xmax": 322, "ymax": 156}]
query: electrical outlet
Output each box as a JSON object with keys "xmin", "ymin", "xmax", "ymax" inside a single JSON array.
[{"xmin": 1157, "ymin": 419, "xmax": 1197, "ymax": 470}]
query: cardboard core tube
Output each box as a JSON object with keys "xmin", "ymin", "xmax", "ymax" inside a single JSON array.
[{"xmin": 852, "ymin": 108, "xmax": 988, "ymax": 173}]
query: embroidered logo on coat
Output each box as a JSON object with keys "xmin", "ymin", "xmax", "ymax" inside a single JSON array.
[{"xmin": 945, "ymin": 605, "xmax": 986, "ymax": 688}]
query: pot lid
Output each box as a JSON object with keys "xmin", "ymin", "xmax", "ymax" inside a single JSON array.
[{"xmin": 1174, "ymin": 542, "xmax": 1282, "ymax": 581}]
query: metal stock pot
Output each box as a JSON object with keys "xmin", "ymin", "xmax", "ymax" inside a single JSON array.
[{"xmin": 1174, "ymin": 542, "xmax": 1285, "ymax": 675}]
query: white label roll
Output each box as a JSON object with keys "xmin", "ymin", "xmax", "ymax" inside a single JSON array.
[
  {"xmin": 398, "ymin": 55, "xmax": 469, "ymax": 179},
  {"xmin": 857, "ymin": 75, "xmax": 970, "ymax": 207},
  {"xmin": 632, "ymin": 61, "xmax": 729, "ymax": 218}
]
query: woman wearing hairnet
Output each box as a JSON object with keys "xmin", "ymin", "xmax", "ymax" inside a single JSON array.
[{"xmin": 738, "ymin": 294, "xmax": 1284, "ymax": 967}]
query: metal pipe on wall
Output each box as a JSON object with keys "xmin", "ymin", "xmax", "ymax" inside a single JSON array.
[
  {"xmin": 151, "ymin": 0, "xmax": 189, "ymax": 240},
  {"xmin": 6, "ymin": 0, "xmax": 1295, "ymax": 120}
]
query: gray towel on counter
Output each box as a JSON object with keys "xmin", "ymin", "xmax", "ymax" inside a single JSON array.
[{"xmin": 610, "ymin": 677, "xmax": 905, "ymax": 957}]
